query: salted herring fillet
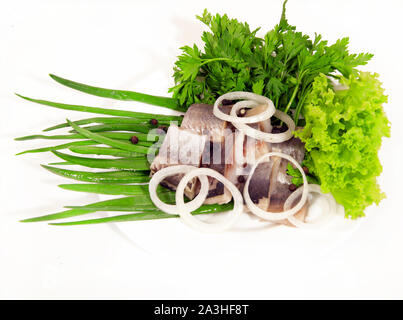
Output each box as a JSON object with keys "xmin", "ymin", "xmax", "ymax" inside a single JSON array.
[{"xmin": 150, "ymin": 103, "xmax": 307, "ymax": 224}]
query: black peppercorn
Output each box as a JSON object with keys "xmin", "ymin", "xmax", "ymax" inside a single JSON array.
[
  {"xmin": 130, "ymin": 136, "xmax": 139, "ymax": 144},
  {"xmin": 272, "ymin": 125, "xmax": 288, "ymax": 134},
  {"xmin": 303, "ymin": 166, "xmax": 309, "ymax": 174},
  {"xmin": 289, "ymin": 184, "xmax": 297, "ymax": 192},
  {"xmin": 150, "ymin": 118, "xmax": 158, "ymax": 126},
  {"xmin": 222, "ymin": 99, "xmax": 233, "ymax": 105},
  {"xmin": 237, "ymin": 108, "xmax": 246, "ymax": 117},
  {"xmin": 237, "ymin": 175, "xmax": 245, "ymax": 183}
]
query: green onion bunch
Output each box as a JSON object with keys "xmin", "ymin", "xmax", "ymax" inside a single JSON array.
[{"xmin": 16, "ymin": 75, "xmax": 233, "ymax": 225}]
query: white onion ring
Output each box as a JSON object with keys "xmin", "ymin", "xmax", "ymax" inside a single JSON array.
[
  {"xmin": 149, "ymin": 165, "xmax": 209, "ymax": 215},
  {"xmin": 285, "ymin": 184, "xmax": 337, "ymax": 228},
  {"xmin": 244, "ymin": 152, "xmax": 308, "ymax": 221},
  {"xmin": 230, "ymin": 103, "xmax": 295, "ymax": 143},
  {"xmin": 176, "ymin": 168, "xmax": 243, "ymax": 233},
  {"xmin": 213, "ymin": 91, "xmax": 275, "ymax": 124}
]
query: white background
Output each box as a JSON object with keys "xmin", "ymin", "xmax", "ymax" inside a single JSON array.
[{"xmin": 1, "ymin": 0, "xmax": 402, "ymax": 299}]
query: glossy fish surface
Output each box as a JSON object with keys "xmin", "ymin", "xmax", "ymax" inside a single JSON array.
[{"xmin": 150, "ymin": 103, "xmax": 307, "ymax": 223}]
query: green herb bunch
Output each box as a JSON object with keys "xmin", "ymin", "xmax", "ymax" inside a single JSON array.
[{"xmin": 170, "ymin": 0, "xmax": 373, "ymax": 123}]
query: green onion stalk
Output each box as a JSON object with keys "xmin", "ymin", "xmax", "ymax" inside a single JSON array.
[{"xmin": 16, "ymin": 74, "xmax": 233, "ymax": 225}]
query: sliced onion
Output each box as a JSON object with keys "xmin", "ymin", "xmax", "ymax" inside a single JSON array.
[
  {"xmin": 244, "ymin": 152, "xmax": 308, "ymax": 221},
  {"xmin": 285, "ymin": 184, "xmax": 337, "ymax": 228},
  {"xmin": 231, "ymin": 104, "xmax": 295, "ymax": 143},
  {"xmin": 175, "ymin": 168, "xmax": 243, "ymax": 233},
  {"xmin": 149, "ymin": 165, "xmax": 209, "ymax": 215},
  {"xmin": 213, "ymin": 91, "xmax": 275, "ymax": 124}
]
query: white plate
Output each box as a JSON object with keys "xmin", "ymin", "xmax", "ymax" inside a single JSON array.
[
  {"xmin": 99, "ymin": 192, "xmax": 361, "ymax": 256},
  {"xmin": 96, "ymin": 78, "xmax": 363, "ymax": 257}
]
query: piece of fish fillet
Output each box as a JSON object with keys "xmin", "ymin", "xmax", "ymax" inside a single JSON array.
[
  {"xmin": 150, "ymin": 103, "xmax": 308, "ymax": 225},
  {"xmin": 150, "ymin": 124, "xmax": 206, "ymax": 199}
]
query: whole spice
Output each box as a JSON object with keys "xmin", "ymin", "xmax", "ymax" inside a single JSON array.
[{"xmin": 289, "ymin": 184, "xmax": 297, "ymax": 192}]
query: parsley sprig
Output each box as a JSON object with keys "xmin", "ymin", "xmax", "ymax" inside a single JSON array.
[{"xmin": 169, "ymin": 0, "xmax": 373, "ymax": 124}]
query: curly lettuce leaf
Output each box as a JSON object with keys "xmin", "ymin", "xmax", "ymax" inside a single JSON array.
[{"xmin": 294, "ymin": 72, "xmax": 390, "ymax": 218}]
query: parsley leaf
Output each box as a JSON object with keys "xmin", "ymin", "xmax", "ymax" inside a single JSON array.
[{"xmin": 169, "ymin": 0, "xmax": 372, "ymax": 125}]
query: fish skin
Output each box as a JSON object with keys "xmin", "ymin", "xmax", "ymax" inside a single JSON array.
[
  {"xmin": 184, "ymin": 104, "xmax": 235, "ymax": 204},
  {"xmin": 200, "ymin": 141, "xmax": 233, "ymax": 204},
  {"xmin": 181, "ymin": 104, "xmax": 232, "ymax": 143},
  {"xmin": 269, "ymin": 136, "xmax": 306, "ymax": 212},
  {"xmin": 150, "ymin": 124, "xmax": 206, "ymax": 199}
]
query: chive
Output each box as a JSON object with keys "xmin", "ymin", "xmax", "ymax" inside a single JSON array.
[
  {"xmin": 15, "ymin": 133, "xmax": 88, "ymax": 141},
  {"xmin": 67, "ymin": 120, "xmax": 150, "ymax": 154},
  {"xmin": 58, "ymin": 184, "xmax": 153, "ymax": 196},
  {"xmin": 19, "ymin": 168, "xmax": 233, "ymax": 224},
  {"xmin": 16, "ymin": 140, "xmax": 96, "ymax": 155},
  {"xmin": 15, "ymin": 131, "xmax": 154, "ymax": 141},
  {"xmin": 68, "ymin": 123, "xmax": 151, "ymax": 134},
  {"xmin": 48, "ymin": 162, "xmax": 75, "ymax": 165},
  {"xmin": 65, "ymin": 192, "xmax": 175, "ymax": 210},
  {"xmin": 49, "ymin": 74, "xmax": 183, "ymax": 111},
  {"xmin": 101, "ymin": 132, "xmax": 155, "ymax": 141},
  {"xmin": 49, "ymin": 212, "xmax": 198, "ymax": 225},
  {"xmin": 69, "ymin": 146, "xmax": 143, "ymax": 158},
  {"xmin": 52, "ymin": 151, "xmax": 150, "ymax": 170},
  {"xmin": 15, "ymin": 93, "xmax": 182, "ymax": 119},
  {"xmin": 65, "ymin": 201, "xmax": 232, "ymax": 213},
  {"xmin": 20, "ymin": 208, "xmax": 94, "ymax": 223},
  {"xmin": 136, "ymin": 141, "xmax": 154, "ymax": 147},
  {"xmin": 43, "ymin": 116, "xmax": 177, "ymax": 132},
  {"xmin": 20, "ymin": 195, "xmax": 171, "ymax": 222},
  {"xmin": 50, "ymin": 202, "xmax": 234, "ymax": 226},
  {"xmin": 41, "ymin": 165, "xmax": 150, "ymax": 184},
  {"xmin": 21, "ymin": 194, "xmax": 233, "ymax": 224},
  {"xmin": 64, "ymin": 205, "xmax": 158, "ymax": 211}
]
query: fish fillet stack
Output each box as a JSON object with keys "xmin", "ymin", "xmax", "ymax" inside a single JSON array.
[{"xmin": 150, "ymin": 104, "xmax": 307, "ymax": 223}]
